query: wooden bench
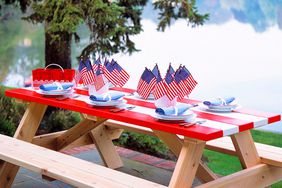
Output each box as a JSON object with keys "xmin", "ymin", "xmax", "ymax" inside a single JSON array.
[
  {"xmin": 32, "ymin": 120, "xmax": 282, "ymax": 168},
  {"xmin": 0, "ymin": 134, "xmax": 166, "ymax": 188},
  {"xmin": 104, "ymin": 120, "xmax": 282, "ymax": 168}
]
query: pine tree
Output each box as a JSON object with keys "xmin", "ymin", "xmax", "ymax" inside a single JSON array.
[{"xmin": 1, "ymin": 0, "xmax": 208, "ymax": 68}]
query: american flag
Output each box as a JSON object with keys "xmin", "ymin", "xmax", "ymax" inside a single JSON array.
[
  {"xmin": 164, "ymin": 70, "xmax": 181, "ymax": 101},
  {"xmin": 152, "ymin": 66, "xmax": 166, "ymax": 100},
  {"xmin": 152, "ymin": 64, "xmax": 159, "ymax": 78},
  {"xmin": 80, "ymin": 59, "xmax": 96, "ymax": 85},
  {"xmin": 174, "ymin": 66, "xmax": 190, "ymax": 99},
  {"xmin": 94, "ymin": 64, "xmax": 106, "ymax": 91},
  {"xmin": 75, "ymin": 60, "xmax": 84, "ymax": 85},
  {"xmin": 92, "ymin": 57, "xmax": 101, "ymax": 72},
  {"xmin": 168, "ymin": 63, "xmax": 175, "ymax": 75},
  {"xmin": 181, "ymin": 66, "xmax": 198, "ymax": 93},
  {"xmin": 103, "ymin": 59, "xmax": 120, "ymax": 87},
  {"xmin": 137, "ymin": 68, "xmax": 157, "ymax": 100},
  {"xmin": 112, "ymin": 60, "xmax": 130, "ymax": 87}
]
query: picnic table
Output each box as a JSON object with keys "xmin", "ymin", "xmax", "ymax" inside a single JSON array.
[{"xmin": 0, "ymin": 87, "xmax": 281, "ymax": 188}]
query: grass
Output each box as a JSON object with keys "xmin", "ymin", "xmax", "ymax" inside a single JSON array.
[{"xmin": 204, "ymin": 129, "xmax": 282, "ymax": 187}]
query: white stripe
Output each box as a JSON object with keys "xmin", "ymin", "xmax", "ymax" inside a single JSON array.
[
  {"xmin": 196, "ymin": 118, "xmax": 239, "ymax": 136},
  {"xmin": 192, "ymin": 107, "xmax": 268, "ymax": 128}
]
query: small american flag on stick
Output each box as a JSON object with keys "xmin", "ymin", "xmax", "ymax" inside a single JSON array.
[
  {"xmin": 164, "ymin": 70, "xmax": 181, "ymax": 101},
  {"xmin": 137, "ymin": 68, "xmax": 157, "ymax": 100},
  {"xmin": 80, "ymin": 59, "xmax": 96, "ymax": 86},
  {"xmin": 152, "ymin": 65, "xmax": 166, "ymax": 100},
  {"xmin": 94, "ymin": 64, "xmax": 105, "ymax": 91}
]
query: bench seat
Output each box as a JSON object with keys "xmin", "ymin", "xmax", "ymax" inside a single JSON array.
[
  {"xmin": 105, "ymin": 120, "xmax": 282, "ymax": 168},
  {"xmin": 0, "ymin": 134, "xmax": 165, "ymax": 188}
]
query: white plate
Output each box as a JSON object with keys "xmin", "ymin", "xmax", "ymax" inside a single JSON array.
[
  {"xmin": 133, "ymin": 92, "xmax": 154, "ymax": 100},
  {"xmin": 203, "ymin": 105, "xmax": 241, "ymax": 112},
  {"xmin": 206, "ymin": 103, "xmax": 238, "ymax": 110},
  {"xmin": 151, "ymin": 111, "xmax": 196, "ymax": 121},
  {"xmin": 86, "ymin": 99, "xmax": 126, "ymax": 107},
  {"xmin": 35, "ymin": 89, "xmax": 72, "ymax": 96}
]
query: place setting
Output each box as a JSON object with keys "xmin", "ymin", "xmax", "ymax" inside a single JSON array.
[
  {"xmin": 74, "ymin": 56, "xmax": 132, "ymax": 110},
  {"xmin": 139, "ymin": 63, "xmax": 200, "ymax": 126},
  {"xmin": 201, "ymin": 96, "xmax": 241, "ymax": 113},
  {"xmin": 35, "ymin": 82, "xmax": 75, "ymax": 99}
]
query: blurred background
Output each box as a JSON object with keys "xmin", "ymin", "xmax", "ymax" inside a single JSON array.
[{"xmin": 1, "ymin": 0, "xmax": 281, "ymax": 132}]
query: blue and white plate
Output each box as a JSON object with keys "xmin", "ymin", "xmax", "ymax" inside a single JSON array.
[
  {"xmin": 36, "ymin": 89, "xmax": 72, "ymax": 96},
  {"xmin": 86, "ymin": 99, "xmax": 126, "ymax": 107},
  {"xmin": 151, "ymin": 110, "xmax": 195, "ymax": 121},
  {"xmin": 202, "ymin": 104, "xmax": 241, "ymax": 112}
]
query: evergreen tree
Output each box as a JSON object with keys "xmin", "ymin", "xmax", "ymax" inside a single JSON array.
[{"xmin": 1, "ymin": 0, "xmax": 208, "ymax": 68}]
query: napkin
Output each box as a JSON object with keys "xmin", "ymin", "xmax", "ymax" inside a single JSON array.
[
  {"xmin": 89, "ymin": 92, "xmax": 125, "ymax": 102},
  {"xmin": 203, "ymin": 97, "xmax": 235, "ymax": 106},
  {"xmin": 39, "ymin": 82, "xmax": 74, "ymax": 91},
  {"xmin": 155, "ymin": 103, "xmax": 190, "ymax": 116}
]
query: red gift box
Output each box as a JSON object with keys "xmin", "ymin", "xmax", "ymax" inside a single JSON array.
[{"xmin": 32, "ymin": 64, "xmax": 75, "ymax": 88}]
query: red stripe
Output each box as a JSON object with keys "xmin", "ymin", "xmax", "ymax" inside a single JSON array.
[{"xmin": 191, "ymin": 111, "xmax": 254, "ymax": 132}]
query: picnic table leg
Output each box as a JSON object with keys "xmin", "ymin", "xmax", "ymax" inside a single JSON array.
[
  {"xmin": 55, "ymin": 117, "xmax": 107, "ymax": 150},
  {"xmin": 0, "ymin": 102, "xmax": 47, "ymax": 188},
  {"xmin": 90, "ymin": 125, "xmax": 123, "ymax": 169},
  {"xmin": 169, "ymin": 137, "xmax": 206, "ymax": 188},
  {"xmin": 153, "ymin": 130, "xmax": 218, "ymax": 183},
  {"xmin": 231, "ymin": 130, "xmax": 261, "ymax": 168}
]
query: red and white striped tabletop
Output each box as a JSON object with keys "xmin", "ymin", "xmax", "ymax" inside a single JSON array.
[{"xmin": 5, "ymin": 87, "xmax": 281, "ymax": 141}]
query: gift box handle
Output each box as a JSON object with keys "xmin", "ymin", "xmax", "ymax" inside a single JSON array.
[{"xmin": 44, "ymin": 64, "xmax": 64, "ymax": 72}]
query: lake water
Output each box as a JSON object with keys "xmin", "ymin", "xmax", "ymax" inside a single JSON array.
[{"xmin": 1, "ymin": 1, "xmax": 281, "ymax": 133}]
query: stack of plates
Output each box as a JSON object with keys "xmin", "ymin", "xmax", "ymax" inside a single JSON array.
[
  {"xmin": 204, "ymin": 103, "xmax": 239, "ymax": 112},
  {"xmin": 86, "ymin": 99, "xmax": 126, "ymax": 107},
  {"xmin": 36, "ymin": 89, "xmax": 72, "ymax": 96},
  {"xmin": 151, "ymin": 110, "xmax": 196, "ymax": 123}
]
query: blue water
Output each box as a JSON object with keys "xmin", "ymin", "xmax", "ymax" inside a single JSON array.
[{"xmin": 1, "ymin": 1, "xmax": 282, "ymax": 133}]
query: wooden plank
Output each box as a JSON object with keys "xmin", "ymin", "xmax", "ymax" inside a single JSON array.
[
  {"xmin": 90, "ymin": 125, "xmax": 123, "ymax": 169},
  {"xmin": 0, "ymin": 134, "xmax": 166, "ymax": 188},
  {"xmin": 56, "ymin": 118, "xmax": 106, "ymax": 151},
  {"xmin": 0, "ymin": 102, "xmax": 47, "ymax": 188},
  {"xmin": 231, "ymin": 131, "xmax": 261, "ymax": 168},
  {"xmin": 196, "ymin": 164, "xmax": 282, "ymax": 188},
  {"xmin": 33, "ymin": 131, "xmax": 64, "ymax": 150},
  {"xmin": 33, "ymin": 122, "xmax": 282, "ymax": 169},
  {"xmin": 169, "ymin": 138, "xmax": 206, "ymax": 188}
]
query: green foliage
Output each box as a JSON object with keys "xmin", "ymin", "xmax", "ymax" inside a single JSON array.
[
  {"xmin": 115, "ymin": 131, "xmax": 172, "ymax": 159},
  {"xmin": 0, "ymin": 86, "xmax": 81, "ymax": 136},
  {"xmin": 0, "ymin": 117, "xmax": 16, "ymax": 136},
  {"xmin": 0, "ymin": 86, "xmax": 25, "ymax": 136},
  {"xmin": 39, "ymin": 109, "xmax": 81, "ymax": 134},
  {"xmin": 0, "ymin": 87, "xmax": 26, "ymax": 128},
  {"xmin": 1, "ymin": 0, "xmax": 209, "ymax": 58},
  {"xmin": 154, "ymin": 0, "xmax": 209, "ymax": 31},
  {"xmin": 251, "ymin": 129, "xmax": 282, "ymax": 147}
]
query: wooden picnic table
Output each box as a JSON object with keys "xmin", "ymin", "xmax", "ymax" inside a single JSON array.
[{"xmin": 0, "ymin": 87, "xmax": 281, "ymax": 188}]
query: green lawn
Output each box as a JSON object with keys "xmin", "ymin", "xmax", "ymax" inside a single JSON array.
[{"xmin": 204, "ymin": 129, "xmax": 282, "ymax": 187}]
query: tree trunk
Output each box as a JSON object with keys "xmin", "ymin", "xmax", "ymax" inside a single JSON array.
[
  {"xmin": 45, "ymin": 25, "xmax": 72, "ymax": 69},
  {"xmin": 42, "ymin": 24, "xmax": 73, "ymax": 134}
]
